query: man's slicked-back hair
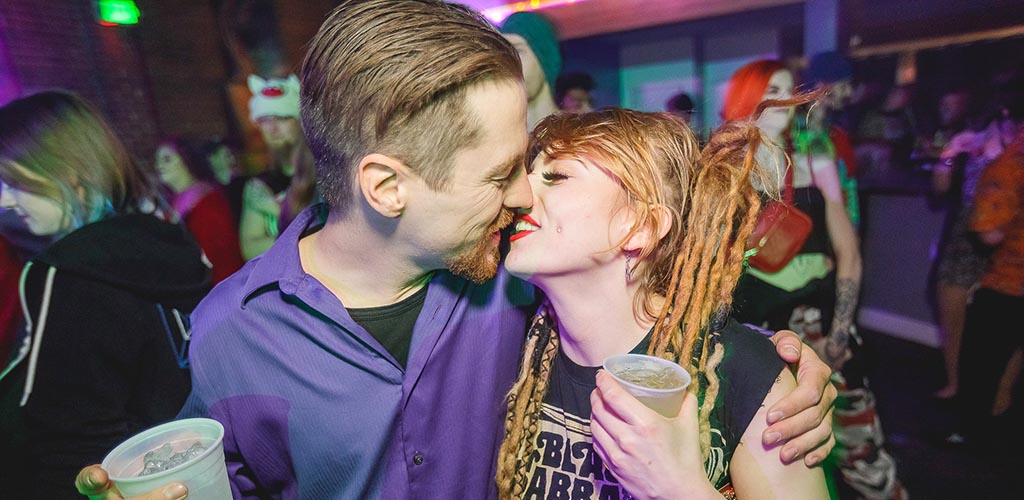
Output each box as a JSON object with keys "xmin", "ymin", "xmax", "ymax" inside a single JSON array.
[{"xmin": 301, "ymin": 0, "xmax": 522, "ymax": 213}]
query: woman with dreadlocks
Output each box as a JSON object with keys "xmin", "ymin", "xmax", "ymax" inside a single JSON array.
[{"xmin": 497, "ymin": 108, "xmax": 828, "ymax": 499}]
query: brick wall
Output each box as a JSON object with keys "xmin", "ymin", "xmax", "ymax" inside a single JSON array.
[
  {"xmin": 0, "ymin": 0, "xmax": 333, "ymax": 163},
  {"xmin": 0, "ymin": 0, "xmax": 159, "ymax": 160},
  {"xmin": 135, "ymin": 0, "xmax": 230, "ymax": 143},
  {"xmin": 275, "ymin": 0, "xmax": 336, "ymax": 75}
]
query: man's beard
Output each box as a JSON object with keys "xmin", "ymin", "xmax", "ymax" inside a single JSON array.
[{"xmin": 447, "ymin": 208, "xmax": 514, "ymax": 284}]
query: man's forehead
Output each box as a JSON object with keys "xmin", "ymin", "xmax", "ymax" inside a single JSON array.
[
  {"xmin": 466, "ymin": 79, "xmax": 527, "ymax": 129},
  {"xmin": 443, "ymin": 81, "xmax": 526, "ymax": 176}
]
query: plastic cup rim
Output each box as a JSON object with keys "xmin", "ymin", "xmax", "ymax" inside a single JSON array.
[
  {"xmin": 603, "ymin": 353, "xmax": 691, "ymax": 393},
  {"xmin": 103, "ymin": 417, "xmax": 225, "ymax": 484}
]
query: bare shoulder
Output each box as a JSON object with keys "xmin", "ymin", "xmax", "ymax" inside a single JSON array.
[{"xmin": 730, "ymin": 367, "xmax": 828, "ymax": 499}]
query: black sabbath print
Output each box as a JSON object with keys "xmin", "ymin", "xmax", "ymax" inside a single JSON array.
[
  {"xmin": 518, "ymin": 311, "xmax": 783, "ymax": 500},
  {"xmin": 521, "ymin": 403, "xmax": 730, "ymax": 500}
]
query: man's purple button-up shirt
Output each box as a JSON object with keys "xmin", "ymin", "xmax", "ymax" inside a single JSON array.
[{"xmin": 179, "ymin": 205, "xmax": 533, "ymax": 499}]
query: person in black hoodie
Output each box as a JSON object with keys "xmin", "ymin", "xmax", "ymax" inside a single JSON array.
[{"xmin": 0, "ymin": 91, "xmax": 211, "ymax": 499}]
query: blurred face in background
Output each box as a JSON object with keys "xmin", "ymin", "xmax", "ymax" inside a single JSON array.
[
  {"xmin": 0, "ymin": 177, "xmax": 70, "ymax": 236},
  {"xmin": 826, "ymin": 79, "xmax": 853, "ymax": 110},
  {"xmin": 756, "ymin": 69, "xmax": 795, "ymax": 136},
  {"xmin": 256, "ymin": 115, "xmax": 302, "ymax": 151},
  {"xmin": 560, "ymin": 88, "xmax": 594, "ymax": 114},
  {"xmin": 883, "ymin": 86, "xmax": 912, "ymax": 112},
  {"xmin": 207, "ymin": 145, "xmax": 237, "ymax": 185},
  {"xmin": 154, "ymin": 145, "xmax": 195, "ymax": 193},
  {"xmin": 939, "ymin": 92, "xmax": 970, "ymax": 127}
]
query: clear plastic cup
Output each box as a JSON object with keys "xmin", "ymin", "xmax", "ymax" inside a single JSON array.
[
  {"xmin": 603, "ymin": 354, "xmax": 692, "ymax": 417},
  {"xmin": 102, "ymin": 418, "xmax": 231, "ymax": 499}
]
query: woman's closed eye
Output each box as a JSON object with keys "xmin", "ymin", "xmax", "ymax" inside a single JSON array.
[{"xmin": 541, "ymin": 171, "xmax": 568, "ymax": 183}]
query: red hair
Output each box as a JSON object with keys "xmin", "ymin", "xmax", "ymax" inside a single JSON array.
[{"xmin": 721, "ymin": 59, "xmax": 786, "ymax": 121}]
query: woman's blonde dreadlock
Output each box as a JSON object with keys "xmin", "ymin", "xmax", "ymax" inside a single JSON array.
[
  {"xmin": 648, "ymin": 120, "xmax": 769, "ymax": 459},
  {"xmin": 497, "ymin": 305, "xmax": 561, "ymax": 498}
]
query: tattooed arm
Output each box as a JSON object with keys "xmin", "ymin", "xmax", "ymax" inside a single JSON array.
[
  {"xmin": 814, "ymin": 154, "xmax": 862, "ymax": 370},
  {"xmin": 826, "ymin": 278, "xmax": 859, "ymax": 367}
]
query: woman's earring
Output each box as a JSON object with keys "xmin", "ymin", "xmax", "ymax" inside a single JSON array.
[{"xmin": 625, "ymin": 253, "xmax": 633, "ymax": 282}]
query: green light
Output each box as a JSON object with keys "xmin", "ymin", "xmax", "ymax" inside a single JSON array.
[{"xmin": 96, "ymin": 0, "xmax": 140, "ymax": 25}]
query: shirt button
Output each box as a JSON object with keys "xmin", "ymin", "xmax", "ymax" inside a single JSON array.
[{"xmin": 413, "ymin": 452, "xmax": 424, "ymax": 465}]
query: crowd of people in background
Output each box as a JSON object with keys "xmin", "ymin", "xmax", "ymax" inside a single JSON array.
[
  {"xmin": 0, "ymin": 65, "xmax": 320, "ymax": 500},
  {"xmin": 823, "ymin": 53, "xmax": 1024, "ymax": 455},
  {"xmin": 0, "ymin": 3, "xmax": 841, "ymax": 499},
  {"xmin": 0, "ymin": 0, "xmax": 1021, "ymax": 499}
]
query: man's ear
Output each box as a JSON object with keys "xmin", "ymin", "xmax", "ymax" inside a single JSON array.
[
  {"xmin": 357, "ymin": 153, "xmax": 410, "ymax": 218},
  {"xmin": 621, "ymin": 205, "xmax": 674, "ymax": 252}
]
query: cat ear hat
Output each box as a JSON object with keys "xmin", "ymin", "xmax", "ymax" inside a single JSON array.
[{"xmin": 247, "ymin": 74, "xmax": 301, "ymax": 122}]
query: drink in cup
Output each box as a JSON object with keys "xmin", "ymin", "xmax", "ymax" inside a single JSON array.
[
  {"xmin": 102, "ymin": 418, "xmax": 231, "ymax": 499},
  {"xmin": 603, "ymin": 354, "xmax": 692, "ymax": 417}
]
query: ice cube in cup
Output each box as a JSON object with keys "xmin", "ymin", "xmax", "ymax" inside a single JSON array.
[
  {"xmin": 603, "ymin": 354, "xmax": 691, "ymax": 417},
  {"xmin": 102, "ymin": 418, "xmax": 231, "ymax": 499},
  {"xmin": 139, "ymin": 442, "xmax": 208, "ymax": 477}
]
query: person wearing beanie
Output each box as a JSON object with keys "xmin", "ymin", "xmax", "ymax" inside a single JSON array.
[
  {"xmin": 240, "ymin": 74, "xmax": 317, "ymax": 260},
  {"xmin": 500, "ymin": 11, "xmax": 562, "ymax": 128}
]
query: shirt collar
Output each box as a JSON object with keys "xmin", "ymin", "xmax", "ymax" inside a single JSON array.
[{"xmin": 240, "ymin": 203, "xmax": 328, "ymax": 305}]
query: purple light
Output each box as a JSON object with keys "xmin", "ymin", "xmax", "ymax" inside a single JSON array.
[{"xmin": 465, "ymin": 0, "xmax": 588, "ymax": 25}]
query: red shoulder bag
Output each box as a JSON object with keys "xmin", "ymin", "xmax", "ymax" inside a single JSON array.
[{"xmin": 746, "ymin": 158, "xmax": 814, "ymax": 273}]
